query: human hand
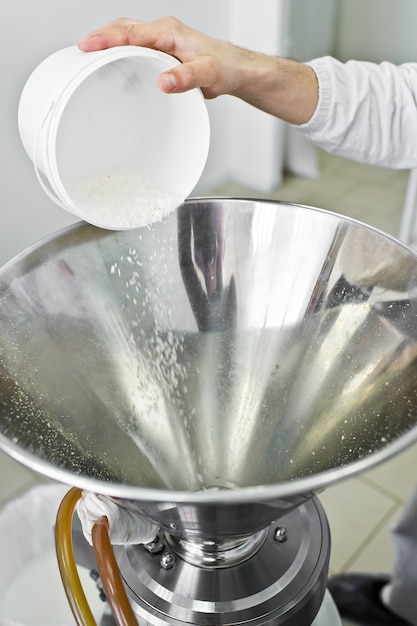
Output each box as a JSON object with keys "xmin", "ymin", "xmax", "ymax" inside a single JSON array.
[
  {"xmin": 78, "ymin": 16, "xmax": 249, "ymax": 100},
  {"xmin": 79, "ymin": 16, "xmax": 318, "ymax": 125}
]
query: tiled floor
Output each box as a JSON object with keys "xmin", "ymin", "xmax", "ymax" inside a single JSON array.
[{"xmin": 0, "ymin": 149, "xmax": 414, "ymax": 625}]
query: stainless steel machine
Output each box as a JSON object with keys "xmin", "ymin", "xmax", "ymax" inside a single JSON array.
[{"xmin": 1, "ymin": 198, "xmax": 417, "ymax": 625}]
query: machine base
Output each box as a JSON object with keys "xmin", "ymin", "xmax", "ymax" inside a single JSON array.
[{"xmin": 115, "ymin": 497, "xmax": 332, "ymax": 626}]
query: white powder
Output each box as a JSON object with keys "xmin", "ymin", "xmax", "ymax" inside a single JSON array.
[
  {"xmin": 67, "ymin": 166, "xmax": 184, "ymax": 229},
  {"xmin": 105, "ymin": 246, "xmax": 200, "ymax": 489}
]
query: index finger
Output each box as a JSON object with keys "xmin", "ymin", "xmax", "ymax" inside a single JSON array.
[{"xmin": 78, "ymin": 17, "xmax": 177, "ymax": 55}]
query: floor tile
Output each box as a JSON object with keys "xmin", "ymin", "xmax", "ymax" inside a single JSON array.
[
  {"xmin": 346, "ymin": 507, "xmax": 399, "ymax": 573},
  {"xmin": 360, "ymin": 440, "xmax": 417, "ymax": 502},
  {"xmin": 275, "ymin": 176, "xmax": 357, "ymax": 209},
  {"xmin": 318, "ymin": 477, "xmax": 398, "ymax": 573},
  {"xmin": 328, "ymin": 184, "xmax": 404, "ymax": 233}
]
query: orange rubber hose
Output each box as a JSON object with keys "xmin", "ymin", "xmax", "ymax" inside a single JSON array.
[
  {"xmin": 92, "ymin": 516, "xmax": 138, "ymax": 626},
  {"xmin": 55, "ymin": 487, "xmax": 97, "ymax": 626}
]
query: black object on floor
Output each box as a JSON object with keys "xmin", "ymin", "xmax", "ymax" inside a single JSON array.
[{"xmin": 327, "ymin": 573, "xmax": 411, "ymax": 625}]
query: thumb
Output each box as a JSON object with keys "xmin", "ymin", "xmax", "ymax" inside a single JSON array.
[
  {"xmin": 158, "ymin": 71, "xmax": 179, "ymax": 92},
  {"xmin": 158, "ymin": 57, "xmax": 220, "ymax": 98}
]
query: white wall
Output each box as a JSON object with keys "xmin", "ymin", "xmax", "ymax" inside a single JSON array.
[
  {"xmin": 285, "ymin": 0, "xmax": 340, "ymax": 178},
  {"xmin": 335, "ymin": 0, "xmax": 417, "ymax": 63},
  {"xmin": 1, "ymin": 1, "xmax": 291, "ymax": 266},
  {"xmin": 288, "ymin": 0, "xmax": 339, "ymax": 61},
  {"xmin": 227, "ymin": 0, "xmax": 290, "ymax": 192}
]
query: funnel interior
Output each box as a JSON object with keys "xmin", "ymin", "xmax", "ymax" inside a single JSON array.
[{"xmin": 1, "ymin": 199, "xmax": 417, "ymax": 509}]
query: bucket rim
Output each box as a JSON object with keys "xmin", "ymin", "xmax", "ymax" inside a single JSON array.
[{"xmin": 38, "ymin": 45, "xmax": 209, "ymax": 229}]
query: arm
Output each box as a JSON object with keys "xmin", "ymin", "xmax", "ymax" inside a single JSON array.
[
  {"xmin": 78, "ymin": 16, "xmax": 319, "ymax": 126},
  {"xmin": 79, "ymin": 17, "xmax": 417, "ymax": 169}
]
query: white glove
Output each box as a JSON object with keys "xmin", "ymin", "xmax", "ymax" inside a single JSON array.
[{"xmin": 76, "ymin": 491, "xmax": 159, "ymax": 546}]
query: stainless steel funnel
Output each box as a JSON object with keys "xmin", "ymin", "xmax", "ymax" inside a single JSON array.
[{"xmin": 1, "ymin": 198, "xmax": 417, "ymax": 540}]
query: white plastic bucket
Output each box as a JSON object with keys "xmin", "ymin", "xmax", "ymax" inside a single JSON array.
[
  {"xmin": 18, "ymin": 45, "xmax": 210, "ymax": 230},
  {"xmin": 0, "ymin": 484, "xmax": 104, "ymax": 625}
]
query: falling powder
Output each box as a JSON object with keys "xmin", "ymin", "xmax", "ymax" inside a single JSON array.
[{"xmin": 67, "ymin": 166, "xmax": 184, "ymax": 229}]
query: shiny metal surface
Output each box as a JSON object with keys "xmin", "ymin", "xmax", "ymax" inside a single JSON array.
[
  {"xmin": 115, "ymin": 498, "xmax": 330, "ymax": 626},
  {"xmin": 165, "ymin": 528, "xmax": 268, "ymax": 568},
  {"xmin": 1, "ymin": 198, "xmax": 417, "ymax": 537}
]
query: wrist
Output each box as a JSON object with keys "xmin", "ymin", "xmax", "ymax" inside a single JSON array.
[{"xmin": 231, "ymin": 50, "xmax": 319, "ymax": 125}]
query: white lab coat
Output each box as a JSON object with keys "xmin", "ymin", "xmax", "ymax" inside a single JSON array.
[{"xmin": 299, "ymin": 56, "xmax": 417, "ymax": 170}]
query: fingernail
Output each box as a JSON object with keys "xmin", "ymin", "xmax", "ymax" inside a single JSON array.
[{"xmin": 159, "ymin": 73, "xmax": 177, "ymax": 92}]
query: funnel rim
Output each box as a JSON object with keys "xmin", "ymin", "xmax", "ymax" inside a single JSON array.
[
  {"xmin": 223, "ymin": 196, "xmax": 417, "ymax": 260},
  {"xmin": 2, "ymin": 426, "xmax": 416, "ymax": 504},
  {"xmin": 196, "ymin": 196, "xmax": 417, "ymax": 254},
  {"xmin": 2, "ymin": 197, "xmax": 417, "ymax": 273}
]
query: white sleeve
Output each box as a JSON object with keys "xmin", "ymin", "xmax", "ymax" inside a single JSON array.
[{"xmin": 295, "ymin": 56, "xmax": 417, "ymax": 169}]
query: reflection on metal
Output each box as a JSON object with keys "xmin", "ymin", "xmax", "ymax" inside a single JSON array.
[
  {"xmin": 1, "ymin": 197, "xmax": 414, "ymax": 625},
  {"xmin": 115, "ymin": 498, "xmax": 331, "ymax": 626}
]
